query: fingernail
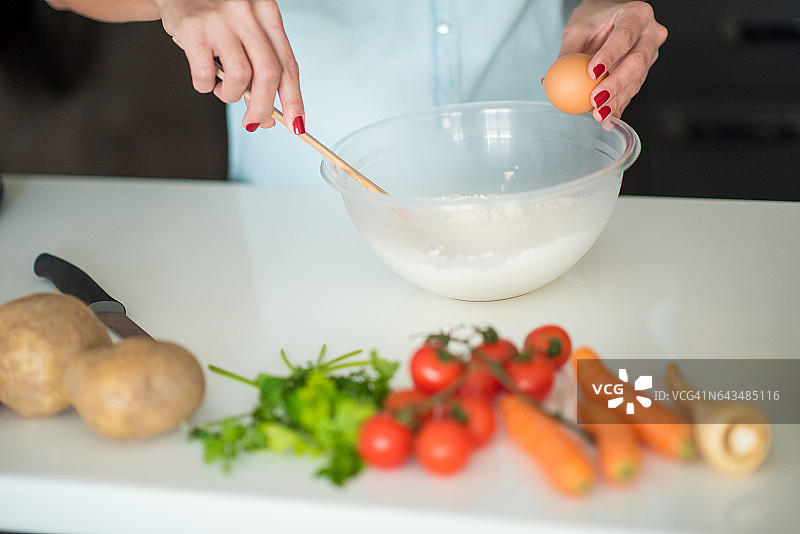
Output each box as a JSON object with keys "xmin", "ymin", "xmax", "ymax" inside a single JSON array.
[
  {"xmin": 246, "ymin": 122, "xmax": 259, "ymax": 132},
  {"xmin": 598, "ymin": 106, "xmax": 611, "ymax": 121},
  {"xmin": 593, "ymin": 63, "xmax": 606, "ymax": 79},
  {"xmin": 293, "ymin": 115, "xmax": 305, "ymax": 135},
  {"xmin": 594, "ymin": 90, "xmax": 610, "ymax": 107}
]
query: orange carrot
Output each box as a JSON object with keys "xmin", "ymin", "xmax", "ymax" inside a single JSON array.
[
  {"xmin": 577, "ymin": 396, "xmax": 642, "ymax": 484},
  {"xmin": 571, "ymin": 346, "xmax": 695, "ymax": 461},
  {"xmin": 499, "ymin": 394, "xmax": 594, "ymax": 496}
]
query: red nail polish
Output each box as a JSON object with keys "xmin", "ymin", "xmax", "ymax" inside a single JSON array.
[
  {"xmin": 593, "ymin": 63, "xmax": 606, "ymax": 79},
  {"xmin": 594, "ymin": 90, "xmax": 610, "ymax": 107},
  {"xmin": 598, "ymin": 106, "xmax": 611, "ymax": 120},
  {"xmin": 293, "ymin": 115, "xmax": 305, "ymax": 135},
  {"xmin": 246, "ymin": 122, "xmax": 259, "ymax": 132}
]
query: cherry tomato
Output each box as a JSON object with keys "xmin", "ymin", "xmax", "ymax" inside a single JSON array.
[
  {"xmin": 523, "ymin": 325, "xmax": 572, "ymax": 369},
  {"xmin": 473, "ymin": 337, "xmax": 519, "ymax": 365},
  {"xmin": 383, "ymin": 388, "xmax": 431, "ymax": 427},
  {"xmin": 459, "ymin": 337, "xmax": 518, "ymax": 399},
  {"xmin": 457, "ymin": 364, "xmax": 499, "ymax": 399},
  {"xmin": 357, "ymin": 413, "xmax": 412, "ymax": 469},
  {"xmin": 410, "ymin": 344, "xmax": 464, "ymax": 394},
  {"xmin": 450, "ymin": 397, "xmax": 496, "ymax": 447},
  {"xmin": 414, "ymin": 419, "xmax": 472, "ymax": 475},
  {"xmin": 504, "ymin": 357, "xmax": 554, "ymax": 401}
]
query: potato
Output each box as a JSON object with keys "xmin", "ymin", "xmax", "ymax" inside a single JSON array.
[
  {"xmin": 0, "ymin": 292, "xmax": 113, "ymax": 416},
  {"xmin": 64, "ymin": 337, "xmax": 205, "ymax": 439}
]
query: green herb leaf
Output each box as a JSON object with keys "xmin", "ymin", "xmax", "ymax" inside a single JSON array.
[
  {"xmin": 260, "ymin": 422, "xmax": 313, "ymax": 454},
  {"xmin": 187, "ymin": 346, "xmax": 398, "ymax": 486},
  {"xmin": 317, "ymin": 442, "xmax": 364, "ymax": 486}
]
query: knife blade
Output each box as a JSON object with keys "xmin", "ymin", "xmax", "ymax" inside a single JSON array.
[{"xmin": 33, "ymin": 253, "xmax": 153, "ymax": 339}]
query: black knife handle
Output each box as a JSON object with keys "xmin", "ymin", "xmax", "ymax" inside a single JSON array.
[{"xmin": 34, "ymin": 253, "xmax": 126, "ymax": 314}]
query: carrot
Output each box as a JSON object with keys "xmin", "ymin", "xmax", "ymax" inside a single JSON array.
[
  {"xmin": 577, "ymin": 396, "xmax": 642, "ymax": 484},
  {"xmin": 499, "ymin": 394, "xmax": 594, "ymax": 496},
  {"xmin": 571, "ymin": 346, "xmax": 695, "ymax": 461}
]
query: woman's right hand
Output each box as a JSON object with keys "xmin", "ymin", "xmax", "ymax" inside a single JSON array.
[{"xmin": 155, "ymin": 0, "xmax": 305, "ymax": 133}]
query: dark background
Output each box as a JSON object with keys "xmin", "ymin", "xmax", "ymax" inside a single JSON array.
[
  {"xmin": 620, "ymin": 0, "xmax": 800, "ymax": 201},
  {"xmin": 1, "ymin": 1, "xmax": 798, "ymax": 199},
  {"xmin": 0, "ymin": 0, "xmax": 227, "ymax": 180}
]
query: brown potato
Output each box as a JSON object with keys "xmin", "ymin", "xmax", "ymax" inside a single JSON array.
[
  {"xmin": 64, "ymin": 337, "xmax": 205, "ymax": 440},
  {"xmin": 0, "ymin": 292, "xmax": 113, "ymax": 416}
]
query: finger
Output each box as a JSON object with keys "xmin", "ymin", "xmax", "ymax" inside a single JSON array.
[
  {"xmin": 591, "ymin": 77, "xmax": 641, "ymax": 122},
  {"xmin": 595, "ymin": 47, "xmax": 654, "ymax": 100},
  {"xmin": 559, "ymin": 16, "xmax": 613, "ymax": 57},
  {"xmin": 589, "ymin": 18, "xmax": 663, "ymax": 118},
  {"xmin": 559, "ymin": 23, "xmax": 591, "ymax": 57},
  {"xmin": 588, "ymin": 3, "xmax": 666, "ymax": 80},
  {"xmin": 590, "ymin": 47, "xmax": 655, "ymax": 122},
  {"xmin": 241, "ymin": 92, "xmax": 277, "ymax": 130},
  {"xmin": 213, "ymin": 33, "xmax": 254, "ymax": 106},
  {"xmin": 178, "ymin": 33, "xmax": 218, "ymax": 94},
  {"xmin": 591, "ymin": 73, "xmax": 645, "ymax": 122},
  {"xmin": 237, "ymin": 33, "xmax": 281, "ymax": 129},
  {"xmin": 275, "ymin": 55, "xmax": 305, "ymax": 135},
  {"xmin": 227, "ymin": 3, "xmax": 285, "ymax": 128},
  {"xmin": 254, "ymin": 0, "xmax": 305, "ymax": 134}
]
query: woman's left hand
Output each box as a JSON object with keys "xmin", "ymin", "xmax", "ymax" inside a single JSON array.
[{"xmin": 561, "ymin": 0, "xmax": 668, "ymax": 121}]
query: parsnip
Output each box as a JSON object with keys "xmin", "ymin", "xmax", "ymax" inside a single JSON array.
[{"xmin": 665, "ymin": 362, "xmax": 771, "ymax": 476}]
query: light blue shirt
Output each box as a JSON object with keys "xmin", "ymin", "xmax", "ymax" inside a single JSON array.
[{"xmin": 229, "ymin": 0, "xmax": 566, "ymax": 185}]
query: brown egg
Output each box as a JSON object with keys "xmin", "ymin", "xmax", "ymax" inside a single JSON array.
[{"xmin": 543, "ymin": 54, "xmax": 603, "ymax": 114}]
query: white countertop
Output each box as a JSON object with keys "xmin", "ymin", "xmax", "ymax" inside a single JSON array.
[{"xmin": 0, "ymin": 174, "xmax": 798, "ymax": 534}]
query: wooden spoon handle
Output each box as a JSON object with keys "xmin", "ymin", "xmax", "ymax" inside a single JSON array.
[
  {"xmin": 269, "ymin": 108, "xmax": 387, "ymax": 194},
  {"xmin": 212, "ymin": 61, "xmax": 387, "ymax": 194},
  {"xmin": 171, "ymin": 38, "xmax": 385, "ymax": 193}
]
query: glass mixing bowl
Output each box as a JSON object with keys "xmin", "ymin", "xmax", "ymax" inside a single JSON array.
[{"xmin": 321, "ymin": 101, "xmax": 640, "ymax": 301}]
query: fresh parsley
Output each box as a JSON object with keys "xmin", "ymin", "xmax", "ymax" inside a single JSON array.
[{"xmin": 188, "ymin": 346, "xmax": 398, "ymax": 486}]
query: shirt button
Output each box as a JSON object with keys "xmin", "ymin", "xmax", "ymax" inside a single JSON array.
[{"xmin": 435, "ymin": 21, "xmax": 451, "ymax": 35}]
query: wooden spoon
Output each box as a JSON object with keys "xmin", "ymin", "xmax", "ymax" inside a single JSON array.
[
  {"xmin": 213, "ymin": 61, "xmax": 387, "ymax": 194},
  {"xmin": 171, "ymin": 37, "xmax": 385, "ymax": 193}
]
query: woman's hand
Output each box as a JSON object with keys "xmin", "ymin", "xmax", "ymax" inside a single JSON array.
[
  {"xmin": 560, "ymin": 0, "xmax": 667, "ymax": 121},
  {"xmin": 155, "ymin": 0, "xmax": 304, "ymax": 133}
]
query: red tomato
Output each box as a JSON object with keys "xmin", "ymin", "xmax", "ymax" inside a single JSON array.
[
  {"xmin": 459, "ymin": 337, "xmax": 518, "ymax": 399},
  {"xmin": 383, "ymin": 388, "xmax": 431, "ymax": 426},
  {"xmin": 523, "ymin": 325, "xmax": 572, "ymax": 369},
  {"xmin": 473, "ymin": 338, "xmax": 519, "ymax": 365},
  {"xmin": 414, "ymin": 419, "xmax": 472, "ymax": 475},
  {"xmin": 357, "ymin": 413, "xmax": 412, "ymax": 469},
  {"xmin": 451, "ymin": 397, "xmax": 496, "ymax": 447},
  {"xmin": 504, "ymin": 357, "xmax": 554, "ymax": 401},
  {"xmin": 410, "ymin": 344, "xmax": 465, "ymax": 394},
  {"xmin": 457, "ymin": 365, "xmax": 499, "ymax": 399}
]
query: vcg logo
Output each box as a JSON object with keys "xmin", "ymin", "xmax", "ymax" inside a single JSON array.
[{"xmin": 592, "ymin": 368, "xmax": 653, "ymax": 414}]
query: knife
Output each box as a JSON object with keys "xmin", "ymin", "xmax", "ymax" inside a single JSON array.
[{"xmin": 33, "ymin": 253, "xmax": 153, "ymax": 339}]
